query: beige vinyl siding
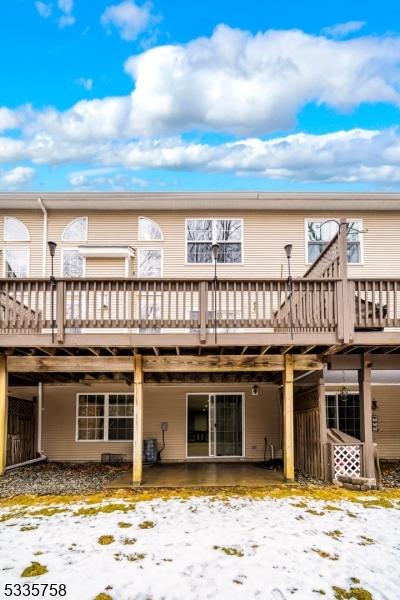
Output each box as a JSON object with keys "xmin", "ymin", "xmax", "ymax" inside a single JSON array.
[
  {"xmin": 85, "ymin": 257, "xmax": 126, "ymax": 277},
  {"xmin": 371, "ymin": 386, "xmax": 400, "ymax": 459},
  {"xmin": 1, "ymin": 208, "xmax": 400, "ymax": 279},
  {"xmin": 34, "ymin": 382, "xmax": 281, "ymax": 462}
]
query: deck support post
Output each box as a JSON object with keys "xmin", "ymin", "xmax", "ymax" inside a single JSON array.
[
  {"xmin": 283, "ymin": 354, "xmax": 295, "ymax": 481},
  {"xmin": 132, "ymin": 354, "xmax": 144, "ymax": 486},
  {"xmin": 358, "ymin": 355, "xmax": 375, "ymax": 480},
  {"xmin": 0, "ymin": 356, "xmax": 8, "ymax": 475},
  {"xmin": 318, "ymin": 377, "xmax": 329, "ymax": 480}
]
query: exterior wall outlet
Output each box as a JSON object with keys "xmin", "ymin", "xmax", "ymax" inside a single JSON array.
[{"xmin": 161, "ymin": 421, "xmax": 168, "ymax": 431}]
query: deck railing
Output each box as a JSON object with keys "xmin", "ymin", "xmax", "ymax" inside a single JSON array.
[{"xmin": 0, "ymin": 276, "xmax": 399, "ymax": 343}]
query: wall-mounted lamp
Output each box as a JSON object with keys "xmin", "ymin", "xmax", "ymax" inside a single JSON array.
[
  {"xmin": 252, "ymin": 385, "xmax": 259, "ymax": 396},
  {"xmin": 372, "ymin": 400, "xmax": 379, "ymax": 411}
]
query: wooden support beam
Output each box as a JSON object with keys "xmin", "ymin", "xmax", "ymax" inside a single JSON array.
[
  {"xmin": 329, "ymin": 354, "xmax": 400, "ymax": 370},
  {"xmin": 283, "ymin": 355, "xmax": 294, "ymax": 481},
  {"xmin": 358, "ymin": 356, "xmax": 375, "ymax": 480},
  {"xmin": 7, "ymin": 354, "xmax": 323, "ymax": 373},
  {"xmin": 260, "ymin": 345, "xmax": 271, "ymax": 355},
  {"xmin": 0, "ymin": 356, "xmax": 8, "ymax": 475},
  {"xmin": 318, "ymin": 378, "xmax": 329, "ymax": 481},
  {"xmin": 132, "ymin": 354, "xmax": 143, "ymax": 486}
]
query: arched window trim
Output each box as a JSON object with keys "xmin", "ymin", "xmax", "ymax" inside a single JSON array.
[
  {"xmin": 138, "ymin": 216, "xmax": 164, "ymax": 241},
  {"xmin": 4, "ymin": 216, "xmax": 30, "ymax": 242},
  {"xmin": 61, "ymin": 216, "xmax": 88, "ymax": 242}
]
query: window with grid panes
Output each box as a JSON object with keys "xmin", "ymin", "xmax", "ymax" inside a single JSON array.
[
  {"xmin": 77, "ymin": 393, "xmax": 133, "ymax": 441},
  {"xmin": 307, "ymin": 220, "xmax": 362, "ymax": 264},
  {"xmin": 325, "ymin": 393, "xmax": 360, "ymax": 439},
  {"xmin": 186, "ymin": 219, "xmax": 242, "ymax": 263}
]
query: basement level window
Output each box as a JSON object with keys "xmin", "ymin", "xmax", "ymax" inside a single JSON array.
[
  {"xmin": 76, "ymin": 393, "xmax": 133, "ymax": 441},
  {"xmin": 325, "ymin": 392, "xmax": 360, "ymax": 439}
]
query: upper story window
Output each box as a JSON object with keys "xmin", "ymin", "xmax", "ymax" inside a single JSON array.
[
  {"xmin": 138, "ymin": 248, "xmax": 163, "ymax": 277},
  {"xmin": 62, "ymin": 248, "xmax": 85, "ymax": 277},
  {"xmin": 4, "ymin": 217, "xmax": 30, "ymax": 241},
  {"xmin": 4, "ymin": 248, "xmax": 29, "ymax": 278},
  {"xmin": 62, "ymin": 217, "xmax": 88, "ymax": 242},
  {"xmin": 186, "ymin": 219, "xmax": 243, "ymax": 264},
  {"xmin": 306, "ymin": 219, "xmax": 362, "ymax": 264},
  {"xmin": 138, "ymin": 217, "xmax": 163, "ymax": 241}
]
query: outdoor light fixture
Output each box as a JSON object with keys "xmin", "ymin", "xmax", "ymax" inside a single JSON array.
[
  {"xmin": 252, "ymin": 385, "xmax": 259, "ymax": 396},
  {"xmin": 211, "ymin": 243, "xmax": 220, "ymax": 345},
  {"xmin": 338, "ymin": 370, "xmax": 349, "ymax": 402},
  {"xmin": 284, "ymin": 244, "xmax": 294, "ymax": 340},
  {"xmin": 48, "ymin": 241, "xmax": 57, "ymax": 344}
]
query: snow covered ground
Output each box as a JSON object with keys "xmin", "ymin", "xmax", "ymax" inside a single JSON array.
[{"xmin": 0, "ymin": 490, "xmax": 399, "ymax": 600}]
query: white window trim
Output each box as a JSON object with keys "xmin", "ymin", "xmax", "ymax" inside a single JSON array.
[
  {"xmin": 4, "ymin": 216, "xmax": 30, "ymax": 242},
  {"xmin": 61, "ymin": 247, "xmax": 86, "ymax": 277},
  {"xmin": 3, "ymin": 247, "xmax": 30, "ymax": 278},
  {"xmin": 185, "ymin": 217, "xmax": 244, "ymax": 265},
  {"xmin": 137, "ymin": 247, "xmax": 164, "ymax": 277},
  {"xmin": 138, "ymin": 216, "xmax": 164, "ymax": 241},
  {"xmin": 75, "ymin": 392, "xmax": 134, "ymax": 442},
  {"xmin": 304, "ymin": 218, "xmax": 364, "ymax": 266},
  {"xmin": 61, "ymin": 216, "xmax": 88, "ymax": 242}
]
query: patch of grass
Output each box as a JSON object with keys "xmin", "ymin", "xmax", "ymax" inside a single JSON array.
[
  {"xmin": 97, "ymin": 535, "xmax": 115, "ymax": 545},
  {"xmin": 213, "ymin": 545, "xmax": 244, "ymax": 557},
  {"xmin": 359, "ymin": 498, "xmax": 393, "ymax": 509},
  {"xmin": 324, "ymin": 504, "xmax": 342, "ymax": 512},
  {"xmin": 324, "ymin": 530, "xmax": 343, "ymax": 540},
  {"xmin": 21, "ymin": 562, "xmax": 48, "ymax": 577},
  {"xmin": 118, "ymin": 521, "xmax": 132, "ymax": 528},
  {"xmin": 306, "ymin": 509, "xmax": 325, "ymax": 516},
  {"xmin": 127, "ymin": 553, "xmax": 146, "ymax": 562},
  {"xmin": 347, "ymin": 511, "xmax": 358, "ymax": 518},
  {"xmin": 138, "ymin": 520, "xmax": 155, "ymax": 529},
  {"xmin": 291, "ymin": 501, "xmax": 308, "ymax": 508},
  {"xmin": 313, "ymin": 591, "xmax": 326, "ymax": 596},
  {"xmin": 33, "ymin": 551, "xmax": 43, "ymax": 556},
  {"xmin": 20, "ymin": 525, "xmax": 39, "ymax": 531},
  {"xmin": 31, "ymin": 507, "xmax": 68, "ymax": 517},
  {"xmin": 358, "ymin": 536, "xmax": 375, "ymax": 546},
  {"xmin": 350, "ymin": 578, "xmax": 361, "ymax": 585},
  {"xmin": 122, "ymin": 537, "xmax": 137, "ymax": 545},
  {"xmin": 74, "ymin": 503, "xmax": 135, "ymax": 517},
  {"xmin": 332, "ymin": 586, "xmax": 373, "ymax": 600},
  {"xmin": 312, "ymin": 548, "xmax": 339, "ymax": 561},
  {"xmin": 94, "ymin": 594, "xmax": 113, "ymax": 600}
]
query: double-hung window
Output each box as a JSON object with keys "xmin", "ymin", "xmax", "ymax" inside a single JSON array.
[
  {"xmin": 62, "ymin": 248, "xmax": 85, "ymax": 277},
  {"xmin": 306, "ymin": 219, "xmax": 362, "ymax": 264},
  {"xmin": 76, "ymin": 393, "xmax": 133, "ymax": 441},
  {"xmin": 186, "ymin": 219, "xmax": 242, "ymax": 264},
  {"xmin": 138, "ymin": 248, "xmax": 163, "ymax": 277}
]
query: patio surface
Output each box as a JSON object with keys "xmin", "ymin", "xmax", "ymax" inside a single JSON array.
[{"xmin": 107, "ymin": 462, "xmax": 285, "ymax": 488}]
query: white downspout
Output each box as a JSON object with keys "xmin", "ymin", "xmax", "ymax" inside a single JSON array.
[{"xmin": 38, "ymin": 197, "xmax": 47, "ymax": 277}]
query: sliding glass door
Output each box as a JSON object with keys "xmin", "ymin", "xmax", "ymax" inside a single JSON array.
[{"xmin": 187, "ymin": 393, "xmax": 244, "ymax": 458}]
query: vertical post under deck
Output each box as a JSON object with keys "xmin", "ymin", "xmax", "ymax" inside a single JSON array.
[
  {"xmin": 358, "ymin": 355, "xmax": 375, "ymax": 480},
  {"xmin": 132, "ymin": 354, "xmax": 144, "ymax": 486},
  {"xmin": 0, "ymin": 356, "xmax": 8, "ymax": 475},
  {"xmin": 283, "ymin": 354, "xmax": 295, "ymax": 481},
  {"xmin": 318, "ymin": 377, "xmax": 329, "ymax": 480}
]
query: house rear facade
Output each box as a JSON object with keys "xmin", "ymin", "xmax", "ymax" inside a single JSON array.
[{"xmin": 1, "ymin": 192, "xmax": 400, "ymax": 485}]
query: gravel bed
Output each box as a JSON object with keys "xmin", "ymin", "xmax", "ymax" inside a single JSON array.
[
  {"xmin": 380, "ymin": 460, "xmax": 400, "ymax": 488},
  {"xmin": 0, "ymin": 462, "xmax": 129, "ymax": 498}
]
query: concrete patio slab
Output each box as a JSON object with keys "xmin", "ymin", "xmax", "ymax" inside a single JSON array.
[{"xmin": 107, "ymin": 462, "xmax": 285, "ymax": 488}]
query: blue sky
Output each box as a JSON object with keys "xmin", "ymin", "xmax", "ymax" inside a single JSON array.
[{"xmin": 0, "ymin": 0, "xmax": 399, "ymax": 191}]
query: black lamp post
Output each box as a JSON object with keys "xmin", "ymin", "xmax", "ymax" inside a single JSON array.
[
  {"xmin": 211, "ymin": 243, "xmax": 220, "ymax": 344},
  {"xmin": 48, "ymin": 241, "xmax": 57, "ymax": 343},
  {"xmin": 284, "ymin": 244, "xmax": 294, "ymax": 340}
]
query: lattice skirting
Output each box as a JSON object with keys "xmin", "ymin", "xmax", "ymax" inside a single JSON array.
[{"xmin": 333, "ymin": 444, "xmax": 362, "ymax": 478}]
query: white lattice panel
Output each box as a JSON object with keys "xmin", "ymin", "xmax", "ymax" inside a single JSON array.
[{"xmin": 333, "ymin": 444, "xmax": 361, "ymax": 478}]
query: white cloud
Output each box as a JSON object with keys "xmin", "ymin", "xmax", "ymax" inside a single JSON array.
[
  {"xmin": 0, "ymin": 108, "xmax": 20, "ymax": 132},
  {"xmin": 57, "ymin": 0, "xmax": 75, "ymax": 27},
  {"xmin": 35, "ymin": 1, "xmax": 52, "ymax": 18},
  {"xmin": 0, "ymin": 166, "xmax": 35, "ymax": 189},
  {"xmin": 322, "ymin": 21, "xmax": 367, "ymax": 38},
  {"xmin": 2, "ymin": 127, "xmax": 400, "ymax": 184},
  {"xmin": 68, "ymin": 167, "xmax": 150, "ymax": 189},
  {"xmin": 75, "ymin": 78, "xmax": 93, "ymax": 91},
  {"xmin": 101, "ymin": 1, "xmax": 154, "ymax": 41},
  {"xmin": 124, "ymin": 24, "xmax": 400, "ymax": 136}
]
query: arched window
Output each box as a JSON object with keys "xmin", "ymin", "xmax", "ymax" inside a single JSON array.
[
  {"xmin": 4, "ymin": 217, "xmax": 30, "ymax": 241},
  {"xmin": 62, "ymin": 217, "xmax": 88, "ymax": 242},
  {"xmin": 138, "ymin": 217, "xmax": 163, "ymax": 241}
]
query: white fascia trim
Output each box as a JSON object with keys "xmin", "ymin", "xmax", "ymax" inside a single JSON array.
[{"xmin": 78, "ymin": 246, "xmax": 136, "ymax": 258}]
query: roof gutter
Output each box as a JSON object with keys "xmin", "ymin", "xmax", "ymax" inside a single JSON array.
[{"xmin": 38, "ymin": 197, "xmax": 47, "ymax": 277}]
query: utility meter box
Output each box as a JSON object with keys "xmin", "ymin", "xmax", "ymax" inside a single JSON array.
[{"xmin": 161, "ymin": 422, "xmax": 168, "ymax": 431}]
